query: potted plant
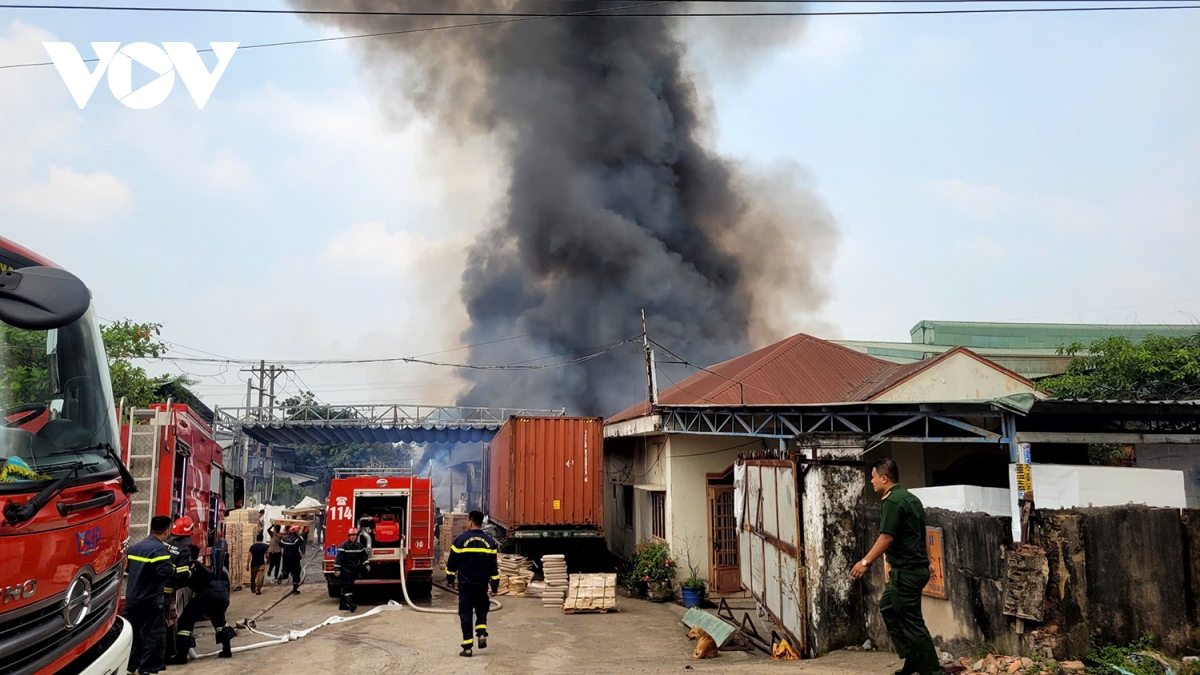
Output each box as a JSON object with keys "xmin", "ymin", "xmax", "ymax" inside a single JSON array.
[
  {"xmin": 630, "ymin": 541, "xmax": 676, "ymax": 602},
  {"xmin": 682, "ymin": 574, "xmax": 706, "ymax": 608}
]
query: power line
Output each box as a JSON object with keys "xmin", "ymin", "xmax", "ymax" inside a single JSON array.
[
  {"xmin": 0, "ymin": 0, "xmax": 675, "ymax": 70},
  {"xmin": 151, "ymin": 335, "xmax": 640, "ymax": 370},
  {"xmin": 4, "ymin": 0, "xmax": 1197, "ymax": 15},
  {"xmin": 4, "ymin": 1, "xmax": 1199, "ymax": 70}
]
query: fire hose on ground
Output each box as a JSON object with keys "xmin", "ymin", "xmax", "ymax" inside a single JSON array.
[{"xmin": 189, "ymin": 545, "xmax": 500, "ymax": 659}]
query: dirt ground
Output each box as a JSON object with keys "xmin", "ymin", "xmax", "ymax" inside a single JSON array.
[{"xmin": 179, "ymin": 560, "xmax": 899, "ymax": 675}]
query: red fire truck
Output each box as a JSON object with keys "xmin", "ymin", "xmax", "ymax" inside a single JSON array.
[
  {"xmin": 323, "ymin": 468, "xmax": 435, "ymax": 599},
  {"xmin": 0, "ymin": 237, "xmax": 137, "ymax": 675},
  {"xmin": 119, "ymin": 403, "xmax": 244, "ymax": 653}
]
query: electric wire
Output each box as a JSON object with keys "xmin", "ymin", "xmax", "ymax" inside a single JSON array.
[{"xmin": 4, "ymin": 0, "xmax": 1199, "ymax": 71}]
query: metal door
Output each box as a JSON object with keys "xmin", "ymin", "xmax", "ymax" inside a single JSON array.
[{"xmin": 707, "ymin": 485, "xmax": 740, "ymax": 593}]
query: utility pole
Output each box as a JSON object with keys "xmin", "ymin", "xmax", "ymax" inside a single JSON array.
[{"xmin": 641, "ymin": 310, "xmax": 659, "ymax": 407}]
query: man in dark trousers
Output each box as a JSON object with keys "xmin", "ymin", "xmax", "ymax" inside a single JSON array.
[
  {"xmin": 248, "ymin": 533, "xmax": 269, "ymax": 595},
  {"xmin": 334, "ymin": 526, "xmax": 369, "ymax": 612},
  {"xmin": 851, "ymin": 458, "xmax": 940, "ymax": 675},
  {"xmin": 170, "ymin": 545, "xmax": 234, "ymax": 663},
  {"xmin": 280, "ymin": 525, "xmax": 305, "ymax": 594},
  {"xmin": 123, "ymin": 516, "xmax": 175, "ymax": 675},
  {"xmin": 445, "ymin": 510, "xmax": 499, "ymax": 657}
]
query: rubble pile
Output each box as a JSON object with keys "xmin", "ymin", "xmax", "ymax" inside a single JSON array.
[{"xmin": 954, "ymin": 654, "xmax": 1085, "ymax": 675}]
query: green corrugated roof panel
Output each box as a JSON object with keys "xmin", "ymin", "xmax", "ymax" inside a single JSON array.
[{"xmin": 908, "ymin": 321, "xmax": 1197, "ymax": 350}]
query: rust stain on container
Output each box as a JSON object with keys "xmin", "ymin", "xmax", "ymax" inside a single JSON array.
[{"xmin": 485, "ymin": 416, "xmax": 604, "ymax": 532}]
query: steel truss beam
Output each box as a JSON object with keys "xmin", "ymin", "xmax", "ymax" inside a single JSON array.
[
  {"xmin": 215, "ymin": 404, "xmax": 565, "ymax": 431},
  {"xmin": 658, "ymin": 406, "xmax": 1008, "ymax": 443}
]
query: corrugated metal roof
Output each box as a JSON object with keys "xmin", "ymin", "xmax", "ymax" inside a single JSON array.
[
  {"xmin": 909, "ymin": 320, "xmax": 1198, "ymax": 350},
  {"xmin": 608, "ymin": 334, "xmax": 895, "ymax": 423}
]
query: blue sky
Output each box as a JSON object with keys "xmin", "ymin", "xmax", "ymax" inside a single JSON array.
[{"xmin": 2, "ymin": 3, "xmax": 1198, "ymax": 408}]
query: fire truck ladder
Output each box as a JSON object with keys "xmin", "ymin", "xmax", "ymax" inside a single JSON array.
[{"xmin": 125, "ymin": 407, "xmax": 163, "ymax": 540}]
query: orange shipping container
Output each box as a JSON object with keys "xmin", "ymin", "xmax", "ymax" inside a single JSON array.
[{"xmin": 484, "ymin": 416, "xmax": 604, "ymax": 532}]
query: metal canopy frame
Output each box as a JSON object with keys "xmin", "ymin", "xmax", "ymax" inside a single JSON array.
[{"xmin": 652, "ymin": 400, "xmax": 1200, "ymax": 448}]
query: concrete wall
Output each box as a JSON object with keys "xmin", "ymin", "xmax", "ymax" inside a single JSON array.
[
  {"xmin": 864, "ymin": 505, "xmax": 1200, "ymax": 660},
  {"xmin": 802, "ymin": 436, "xmax": 868, "ymax": 655},
  {"xmin": 603, "ymin": 438, "xmax": 637, "ymax": 560},
  {"xmin": 1138, "ymin": 444, "xmax": 1200, "ymax": 508},
  {"xmin": 872, "ymin": 351, "xmax": 1036, "ymax": 402},
  {"xmin": 863, "ymin": 507, "xmax": 1018, "ymax": 657}
]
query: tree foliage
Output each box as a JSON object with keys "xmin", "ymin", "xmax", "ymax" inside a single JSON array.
[
  {"xmin": 1040, "ymin": 332, "xmax": 1200, "ymax": 401},
  {"xmin": 101, "ymin": 320, "xmax": 196, "ymax": 407}
]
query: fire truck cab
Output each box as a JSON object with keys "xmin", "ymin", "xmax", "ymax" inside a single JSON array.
[
  {"xmin": 0, "ymin": 237, "xmax": 135, "ymax": 675},
  {"xmin": 323, "ymin": 468, "xmax": 435, "ymax": 599}
]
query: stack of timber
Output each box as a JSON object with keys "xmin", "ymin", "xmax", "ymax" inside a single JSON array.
[
  {"xmin": 541, "ymin": 554, "xmax": 569, "ymax": 607},
  {"xmin": 497, "ymin": 554, "xmax": 535, "ymax": 596},
  {"xmin": 224, "ymin": 508, "xmax": 260, "ymax": 591},
  {"xmin": 563, "ymin": 573, "xmax": 617, "ymax": 614},
  {"xmin": 439, "ymin": 512, "xmax": 471, "ymax": 565}
]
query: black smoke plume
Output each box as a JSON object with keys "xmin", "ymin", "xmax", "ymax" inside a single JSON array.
[{"xmin": 292, "ymin": 2, "xmax": 836, "ymax": 415}]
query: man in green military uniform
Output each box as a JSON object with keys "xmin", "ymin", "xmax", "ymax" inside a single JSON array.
[{"xmin": 851, "ymin": 458, "xmax": 940, "ymax": 675}]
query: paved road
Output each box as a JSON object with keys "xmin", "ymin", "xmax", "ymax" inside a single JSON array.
[{"xmin": 179, "ymin": 566, "xmax": 900, "ymax": 674}]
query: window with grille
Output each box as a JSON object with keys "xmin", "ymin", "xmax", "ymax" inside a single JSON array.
[{"xmin": 651, "ymin": 491, "xmax": 666, "ymax": 540}]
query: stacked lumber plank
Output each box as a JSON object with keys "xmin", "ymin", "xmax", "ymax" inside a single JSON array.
[
  {"xmin": 438, "ymin": 512, "xmax": 471, "ymax": 563},
  {"xmin": 563, "ymin": 573, "xmax": 618, "ymax": 614},
  {"xmin": 541, "ymin": 554, "xmax": 569, "ymax": 607},
  {"xmin": 224, "ymin": 509, "xmax": 260, "ymax": 591},
  {"xmin": 497, "ymin": 554, "xmax": 535, "ymax": 596}
]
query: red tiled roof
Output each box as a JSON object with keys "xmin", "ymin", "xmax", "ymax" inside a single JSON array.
[{"xmin": 607, "ymin": 333, "xmax": 896, "ymax": 423}]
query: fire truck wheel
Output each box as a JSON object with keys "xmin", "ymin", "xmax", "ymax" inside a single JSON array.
[{"xmin": 327, "ymin": 581, "xmax": 341, "ymax": 598}]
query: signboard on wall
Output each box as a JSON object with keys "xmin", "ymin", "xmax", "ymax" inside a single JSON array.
[
  {"xmin": 884, "ymin": 526, "xmax": 946, "ymax": 599},
  {"xmin": 924, "ymin": 527, "xmax": 946, "ymax": 599}
]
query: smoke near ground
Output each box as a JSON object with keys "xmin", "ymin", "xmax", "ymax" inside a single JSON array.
[{"xmin": 292, "ymin": 2, "xmax": 837, "ymax": 416}]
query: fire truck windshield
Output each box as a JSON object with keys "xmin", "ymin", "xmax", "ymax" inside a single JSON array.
[{"xmin": 0, "ymin": 305, "xmax": 120, "ymax": 491}]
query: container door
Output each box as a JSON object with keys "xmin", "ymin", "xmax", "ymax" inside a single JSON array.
[{"xmin": 707, "ymin": 485, "xmax": 740, "ymax": 593}]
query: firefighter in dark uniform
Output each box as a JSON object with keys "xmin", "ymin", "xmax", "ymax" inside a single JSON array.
[
  {"xmin": 280, "ymin": 525, "xmax": 305, "ymax": 594},
  {"xmin": 171, "ymin": 545, "xmax": 234, "ymax": 662},
  {"xmin": 334, "ymin": 527, "xmax": 370, "ymax": 612},
  {"xmin": 164, "ymin": 516, "xmax": 194, "ymax": 597},
  {"xmin": 851, "ymin": 458, "xmax": 940, "ymax": 675},
  {"xmin": 123, "ymin": 516, "xmax": 175, "ymax": 675},
  {"xmin": 445, "ymin": 510, "xmax": 499, "ymax": 658}
]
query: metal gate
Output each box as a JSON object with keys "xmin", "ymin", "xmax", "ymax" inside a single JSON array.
[{"xmin": 738, "ymin": 459, "xmax": 806, "ymax": 654}]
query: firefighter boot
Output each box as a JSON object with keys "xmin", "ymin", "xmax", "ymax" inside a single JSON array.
[
  {"xmin": 292, "ymin": 582, "xmax": 300, "ymax": 595},
  {"xmin": 217, "ymin": 628, "xmax": 233, "ymax": 659},
  {"xmin": 169, "ymin": 632, "xmax": 194, "ymax": 665},
  {"xmin": 476, "ymin": 629, "xmax": 488, "ymax": 650}
]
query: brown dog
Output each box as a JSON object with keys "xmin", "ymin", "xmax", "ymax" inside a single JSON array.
[{"xmin": 687, "ymin": 627, "xmax": 719, "ymax": 659}]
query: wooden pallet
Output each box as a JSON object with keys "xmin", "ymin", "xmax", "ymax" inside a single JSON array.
[{"xmin": 562, "ymin": 573, "xmax": 618, "ymax": 614}]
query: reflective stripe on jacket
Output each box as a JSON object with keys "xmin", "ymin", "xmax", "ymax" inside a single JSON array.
[
  {"xmin": 126, "ymin": 536, "xmax": 174, "ymax": 606},
  {"xmin": 445, "ymin": 529, "xmax": 499, "ymax": 588}
]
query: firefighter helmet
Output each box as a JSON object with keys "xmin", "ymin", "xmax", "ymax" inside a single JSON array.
[
  {"xmin": 171, "ymin": 516, "xmax": 195, "ymax": 536},
  {"xmin": 348, "ymin": 527, "xmax": 359, "ymax": 537}
]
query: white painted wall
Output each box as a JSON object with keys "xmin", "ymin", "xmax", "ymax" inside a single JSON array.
[
  {"xmin": 665, "ymin": 435, "xmax": 758, "ymax": 582},
  {"xmin": 872, "ymin": 351, "xmax": 1037, "ymax": 402},
  {"xmin": 910, "ymin": 485, "xmax": 1011, "ymax": 517},
  {"xmin": 1138, "ymin": 444, "xmax": 1200, "ymax": 508},
  {"xmin": 1007, "ymin": 464, "xmax": 1187, "ymax": 541}
]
